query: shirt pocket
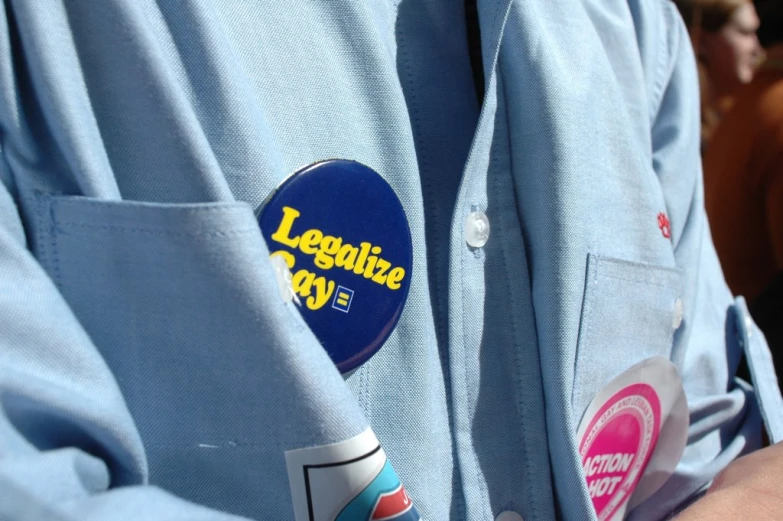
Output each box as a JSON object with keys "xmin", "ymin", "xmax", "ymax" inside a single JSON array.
[
  {"xmin": 29, "ymin": 194, "xmax": 366, "ymax": 517},
  {"xmin": 571, "ymin": 254, "xmax": 684, "ymax": 422}
]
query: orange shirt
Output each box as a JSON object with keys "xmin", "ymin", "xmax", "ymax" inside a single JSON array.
[{"xmin": 704, "ymin": 67, "xmax": 783, "ymax": 301}]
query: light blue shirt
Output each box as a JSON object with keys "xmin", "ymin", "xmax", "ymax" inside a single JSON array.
[{"xmin": 0, "ymin": 1, "xmax": 780, "ymax": 520}]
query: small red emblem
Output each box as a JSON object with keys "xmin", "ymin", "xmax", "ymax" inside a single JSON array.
[{"xmin": 657, "ymin": 212, "xmax": 671, "ymax": 239}]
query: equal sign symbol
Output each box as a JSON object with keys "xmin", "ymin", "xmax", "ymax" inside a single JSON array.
[{"xmin": 332, "ymin": 286, "xmax": 354, "ymax": 313}]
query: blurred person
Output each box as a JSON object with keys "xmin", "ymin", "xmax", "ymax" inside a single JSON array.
[
  {"xmin": 675, "ymin": 0, "xmax": 762, "ymax": 145},
  {"xmin": 703, "ymin": 0, "xmax": 783, "ymax": 385}
]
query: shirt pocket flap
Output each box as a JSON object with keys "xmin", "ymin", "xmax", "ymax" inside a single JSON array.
[{"xmin": 572, "ymin": 254, "xmax": 684, "ymax": 421}]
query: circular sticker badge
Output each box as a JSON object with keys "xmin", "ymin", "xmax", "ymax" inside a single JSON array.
[
  {"xmin": 258, "ymin": 160, "xmax": 413, "ymax": 374},
  {"xmin": 576, "ymin": 357, "xmax": 689, "ymax": 521}
]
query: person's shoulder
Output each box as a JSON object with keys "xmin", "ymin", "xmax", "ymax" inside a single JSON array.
[
  {"xmin": 754, "ymin": 71, "xmax": 783, "ymax": 125},
  {"xmin": 722, "ymin": 71, "xmax": 783, "ymax": 144}
]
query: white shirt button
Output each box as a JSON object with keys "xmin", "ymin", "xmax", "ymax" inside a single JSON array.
[
  {"xmin": 465, "ymin": 210, "xmax": 490, "ymax": 248},
  {"xmin": 673, "ymin": 297, "xmax": 684, "ymax": 330},
  {"xmin": 495, "ymin": 511, "xmax": 524, "ymax": 521}
]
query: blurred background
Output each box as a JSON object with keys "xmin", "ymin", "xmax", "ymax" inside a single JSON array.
[{"xmin": 674, "ymin": 0, "xmax": 782, "ymax": 387}]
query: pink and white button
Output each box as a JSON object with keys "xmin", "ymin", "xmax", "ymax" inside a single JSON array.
[{"xmin": 576, "ymin": 357, "xmax": 689, "ymax": 521}]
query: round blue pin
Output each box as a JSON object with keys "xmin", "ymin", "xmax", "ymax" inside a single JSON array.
[{"xmin": 258, "ymin": 160, "xmax": 413, "ymax": 373}]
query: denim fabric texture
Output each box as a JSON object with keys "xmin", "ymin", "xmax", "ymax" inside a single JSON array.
[{"xmin": 0, "ymin": 1, "xmax": 780, "ymax": 520}]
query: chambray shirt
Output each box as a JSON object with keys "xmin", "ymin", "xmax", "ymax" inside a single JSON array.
[{"xmin": 0, "ymin": 1, "xmax": 781, "ymax": 520}]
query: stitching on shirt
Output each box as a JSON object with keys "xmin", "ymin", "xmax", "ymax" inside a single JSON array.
[
  {"xmin": 497, "ymin": 71, "xmax": 539, "ymax": 520},
  {"xmin": 30, "ymin": 194, "xmax": 50, "ymax": 273},
  {"xmin": 144, "ymin": 441, "xmax": 280, "ymax": 449},
  {"xmin": 597, "ymin": 272, "xmax": 680, "ymax": 291},
  {"xmin": 31, "ymin": 194, "xmax": 62, "ymax": 287},
  {"xmin": 54, "ymin": 221, "xmax": 257, "ymax": 238},
  {"xmin": 51, "ymin": 198, "xmax": 249, "ymax": 214},
  {"xmin": 592, "ymin": 256, "xmax": 682, "ymax": 288},
  {"xmin": 457, "ymin": 203, "xmax": 470, "ymax": 521},
  {"xmin": 48, "ymin": 199, "xmax": 62, "ymax": 288},
  {"xmin": 460, "ymin": 214, "xmax": 491, "ymax": 521},
  {"xmin": 573, "ymin": 256, "xmax": 599, "ymax": 420}
]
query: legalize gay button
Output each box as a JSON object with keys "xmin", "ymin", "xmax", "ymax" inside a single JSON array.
[{"xmin": 258, "ymin": 159, "xmax": 413, "ymax": 373}]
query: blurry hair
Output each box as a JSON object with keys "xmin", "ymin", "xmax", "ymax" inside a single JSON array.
[
  {"xmin": 756, "ymin": 1, "xmax": 783, "ymax": 48},
  {"xmin": 673, "ymin": 0, "xmax": 751, "ymax": 146},
  {"xmin": 674, "ymin": 0, "xmax": 749, "ymax": 35}
]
